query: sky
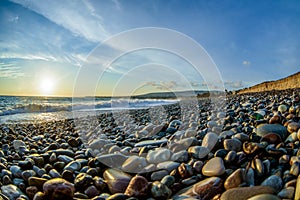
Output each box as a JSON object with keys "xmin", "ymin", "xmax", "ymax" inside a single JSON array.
[{"xmin": 0, "ymin": 0, "xmax": 299, "ymax": 97}]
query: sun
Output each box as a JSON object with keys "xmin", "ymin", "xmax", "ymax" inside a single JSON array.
[{"xmin": 39, "ymin": 77, "xmax": 55, "ymax": 95}]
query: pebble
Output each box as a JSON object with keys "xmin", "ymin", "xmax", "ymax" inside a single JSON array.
[
  {"xmin": 260, "ymin": 133, "xmax": 282, "ymax": 144},
  {"xmin": 151, "ymin": 170, "xmax": 169, "ymax": 181},
  {"xmin": 97, "ymin": 154, "xmax": 128, "ymax": 169},
  {"xmin": 224, "ymin": 168, "xmax": 245, "ymax": 190},
  {"xmin": 84, "ymin": 185, "xmax": 100, "ymax": 198},
  {"xmin": 295, "ymin": 175, "xmax": 300, "ymax": 200},
  {"xmin": 122, "ymin": 156, "xmax": 147, "ymax": 173},
  {"xmin": 188, "ymin": 146, "xmax": 210, "ymax": 159},
  {"xmin": 220, "ymin": 186, "xmax": 275, "ymax": 200},
  {"xmin": 64, "ymin": 161, "xmax": 81, "ymax": 172},
  {"xmin": 28, "ymin": 177, "xmax": 48, "ymax": 190},
  {"xmin": 134, "ymin": 139, "xmax": 168, "ymax": 147},
  {"xmin": 261, "ymin": 175, "xmax": 283, "ymax": 191},
  {"xmin": 124, "ymin": 175, "xmax": 149, "ymax": 198},
  {"xmin": 161, "ymin": 175, "xmax": 175, "ymax": 187},
  {"xmin": 43, "ymin": 178, "xmax": 75, "ymax": 200},
  {"xmin": 202, "ymin": 157, "xmax": 225, "ymax": 176},
  {"xmin": 192, "ymin": 177, "xmax": 223, "ymax": 199},
  {"xmin": 74, "ymin": 173, "xmax": 93, "ymax": 189},
  {"xmin": 287, "ymin": 122, "xmax": 300, "ymax": 133},
  {"xmin": 277, "ymin": 187, "xmax": 295, "ymax": 199},
  {"xmin": 224, "ymin": 138, "xmax": 242, "ymax": 152},
  {"xmin": 151, "ymin": 181, "xmax": 172, "ymax": 199},
  {"xmin": 157, "ymin": 161, "xmax": 180, "ymax": 172},
  {"xmin": 103, "ymin": 169, "xmax": 132, "ymax": 194},
  {"xmin": 1, "ymin": 184, "xmax": 25, "ymax": 200},
  {"xmin": 12, "ymin": 140, "xmax": 26, "ymax": 151},
  {"xmin": 147, "ymin": 148, "xmax": 172, "ymax": 164},
  {"xmin": 247, "ymin": 194, "xmax": 280, "ymax": 200},
  {"xmin": 256, "ymin": 124, "xmax": 287, "ymax": 139},
  {"xmin": 201, "ymin": 132, "xmax": 218, "ymax": 151}
]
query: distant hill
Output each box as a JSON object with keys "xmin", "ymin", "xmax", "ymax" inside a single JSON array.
[
  {"xmin": 237, "ymin": 71, "xmax": 300, "ymax": 94},
  {"xmin": 132, "ymin": 90, "xmax": 208, "ymax": 99}
]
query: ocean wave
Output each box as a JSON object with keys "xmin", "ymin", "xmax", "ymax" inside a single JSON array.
[{"xmin": 0, "ymin": 98, "xmax": 178, "ymax": 116}]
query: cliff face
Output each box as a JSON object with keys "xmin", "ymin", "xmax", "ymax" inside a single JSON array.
[{"xmin": 238, "ymin": 71, "xmax": 300, "ymax": 94}]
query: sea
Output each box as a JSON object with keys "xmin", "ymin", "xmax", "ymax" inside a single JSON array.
[{"xmin": 0, "ymin": 96, "xmax": 178, "ymax": 124}]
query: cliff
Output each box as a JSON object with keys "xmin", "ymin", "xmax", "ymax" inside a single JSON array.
[{"xmin": 237, "ymin": 71, "xmax": 300, "ymax": 94}]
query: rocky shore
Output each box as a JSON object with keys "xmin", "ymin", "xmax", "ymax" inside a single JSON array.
[{"xmin": 0, "ymin": 89, "xmax": 300, "ymax": 200}]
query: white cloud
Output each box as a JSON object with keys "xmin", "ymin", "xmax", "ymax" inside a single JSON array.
[
  {"xmin": 11, "ymin": 0, "xmax": 110, "ymax": 42},
  {"xmin": 243, "ymin": 60, "xmax": 251, "ymax": 65}
]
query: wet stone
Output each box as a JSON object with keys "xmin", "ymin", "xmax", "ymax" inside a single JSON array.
[
  {"xmin": 224, "ymin": 138, "xmax": 242, "ymax": 152},
  {"xmin": 287, "ymin": 122, "xmax": 300, "ymax": 133},
  {"xmin": 247, "ymin": 194, "xmax": 280, "ymax": 200},
  {"xmin": 146, "ymin": 148, "xmax": 172, "ymax": 164},
  {"xmin": 124, "ymin": 175, "xmax": 149, "ymax": 198},
  {"xmin": 84, "ymin": 185, "xmax": 100, "ymax": 198},
  {"xmin": 28, "ymin": 177, "xmax": 48, "ymax": 190},
  {"xmin": 256, "ymin": 124, "xmax": 287, "ymax": 139},
  {"xmin": 43, "ymin": 178, "xmax": 75, "ymax": 200},
  {"xmin": 202, "ymin": 157, "xmax": 225, "ymax": 176},
  {"xmin": 224, "ymin": 168, "xmax": 245, "ymax": 190},
  {"xmin": 261, "ymin": 175, "xmax": 283, "ymax": 191},
  {"xmin": 74, "ymin": 173, "xmax": 93, "ymax": 189},
  {"xmin": 151, "ymin": 181, "xmax": 172, "ymax": 199},
  {"xmin": 151, "ymin": 170, "xmax": 169, "ymax": 181},
  {"xmin": 103, "ymin": 168, "xmax": 132, "ymax": 194},
  {"xmin": 201, "ymin": 132, "xmax": 219, "ymax": 151},
  {"xmin": 220, "ymin": 186, "xmax": 275, "ymax": 200},
  {"xmin": 277, "ymin": 187, "xmax": 295, "ymax": 199},
  {"xmin": 188, "ymin": 146, "xmax": 210, "ymax": 159},
  {"xmin": 64, "ymin": 161, "xmax": 81, "ymax": 172},
  {"xmin": 1, "ymin": 184, "xmax": 25, "ymax": 200}
]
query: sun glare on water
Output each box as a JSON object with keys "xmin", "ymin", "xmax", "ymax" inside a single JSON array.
[{"xmin": 39, "ymin": 77, "xmax": 55, "ymax": 96}]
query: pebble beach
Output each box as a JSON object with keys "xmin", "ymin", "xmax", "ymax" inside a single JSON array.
[{"xmin": 1, "ymin": 89, "xmax": 300, "ymax": 200}]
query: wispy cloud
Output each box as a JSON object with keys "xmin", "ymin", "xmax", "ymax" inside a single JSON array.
[
  {"xmin": 0, "ymin": 62, "xmax": 24, "ymax": 78},
  {"xmin": 224, "ymin": 80, "xmax": 244, "ymax": 89},
  {"xmin": 10, "ymin": 0, "xmax": 110, "ymax": 42}
]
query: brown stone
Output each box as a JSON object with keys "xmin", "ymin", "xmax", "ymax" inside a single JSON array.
[
  {"xmin": 224, "ymin": 168, "xmax": 245, "ymax": 190},
  {"xmin": 124, "ymin": 175, "xmax": 149, "ymax": 197},
  {"xmin": 220, "ymin": 186, "xmax": 275, "ymax": 200},
  {"xmin": 43, "ymin": 178, "xmax": 75, "ymax": 200}
]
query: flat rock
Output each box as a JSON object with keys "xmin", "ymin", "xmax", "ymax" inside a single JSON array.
[
  {"xmin": 157, "ymin": 161, "xmax": 180, "ymax": 172},
  {"xmin": 135, "ymin": 139, "xmax": 168, "ymax": 147},
  {"xmin": 220, "ymin": 186, "xmax": 275, "ymax": 200},
  {"xmin": 202, "ymin": 157, "xmax": 225, "ymax": 176},
  {"xmin": 256, "ymin": 124, "xmax": 287, "ymax": 139},
  {"xmin": 247, "ymin": 194, "xmax": 281, "ymax": 200},
  {"xmin": 122, "ymin": 156, "xmax": 147, "ymax": 173},
  {"xmin": 97, "ymin": 154, "xmax": 128, "ymax": 169}
]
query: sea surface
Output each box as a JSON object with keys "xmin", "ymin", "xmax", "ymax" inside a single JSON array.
[{"xmin": 0, "ymin": 96, "xmax": 178, "ymax": 124}]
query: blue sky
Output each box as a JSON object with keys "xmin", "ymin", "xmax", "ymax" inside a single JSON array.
[{"xmin": 0, "ymin": 0, "xmax": 299, "ymax": 96}]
